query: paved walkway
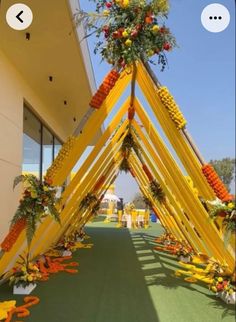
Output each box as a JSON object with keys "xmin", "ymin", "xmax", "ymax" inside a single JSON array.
[{"xmin": 0, "ymin": 221, "xmax": 235, "ymax": 321}]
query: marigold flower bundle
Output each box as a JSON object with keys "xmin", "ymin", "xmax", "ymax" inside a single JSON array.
[
  {"xmin": 89, "ymin": 70, "xmax": 120, "ymax": 109},
  {"xmin": 46, "ymin": 136, "xmax": 78, "ymax": 180},
  {"xmin": 128, "ymin": 106, "xmax": 135, "ymax": 120},
  {"xmin": 157, "ymin": 86, "xmax": 187, "ymax": 130},
  {"xmin": 210, "ymin": 276, "xmax": 235, "ymax": 295},
  {"xmin": 142, "ymin": 164, "xmax": 154, "ymax": 182},
  {"xmin": 93, "ymin": 175, "xmax": 106, "ymax": 192},
  {"xmin": 1, "ymin": 218, "xmax": 26, "ymax": 252},
  {"xmin": 9, "ymin": 257, "xmax": 42, "ymax": 288},
  {"xmin": 202, "ymin": 164, "xmax": 231, "ymax": 201},
  {"xmin": 129, "ymin": 167, "xmax": 136, "ymax": 177},
  {"xmin": 5, "ymin": 296, "xmax": 40, "ymax": 322}
]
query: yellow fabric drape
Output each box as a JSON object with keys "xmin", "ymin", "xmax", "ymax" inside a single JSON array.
[
  {"xmin": 134, "ymin": 99, "xmax": 235, "ymax": 270},
  {"xmin": 136, "ymin": 62, "xmax": 215, "ymax": 201}
]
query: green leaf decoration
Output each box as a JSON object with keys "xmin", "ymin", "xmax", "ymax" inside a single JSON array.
[
  {"xmin": 8, "ymin": 174, "xmax": 61, "ymax": 249},
  {"xmin": 149, "ymin": 180, "xmax": 165, "ymax": 203},
  {"xmin": 79, "ymin": 193, "xmax": 98, "ymax": 212},
  {"xmin": 13, "ymin": 175, "xmax": 25, "ymax": 190},
  {"xmin": 119, "ymin": 158, "xmax": 130, "ymax": 173}
]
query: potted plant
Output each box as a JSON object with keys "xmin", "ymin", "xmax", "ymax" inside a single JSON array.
[
  {"xmin": 9, "ymin": 255, "xmax": 41, "ymax": 295},
  {"xmin": 210, "ymin": 276, "xmax": 236, "ymax": 305}
]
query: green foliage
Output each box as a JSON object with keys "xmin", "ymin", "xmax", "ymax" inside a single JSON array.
[
  {"xmin": 119, "ymin": 158, "xmax": 130, "ymax": 173},
  {"xmin": 12, "ymin": 175, "xmax": 61, "ymax": 247},
  {"xmin": 149, "ymin": 180, "xmax": 165, "ymax": 203},
  {"xmin": 209, "ymin": 158, "xmax": 235, "ymax": 191},
  {"xmin": 79, "ymin": 193, "xmax": 98, "ymax": 211},
  {"xmin": 121, "ymin": 132, "xmax": 138, "ymax": 157},
  {"xmin": 209, "ymin": 203, "xmax": 232, "ymax": 220}
]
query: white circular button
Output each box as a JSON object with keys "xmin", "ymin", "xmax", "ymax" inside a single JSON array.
[
  {"xmin": 6, "ymin": 3, "xmax": 33, "ymax": 31},
  {"xmin": 201, "ymin": 3, "xmax": 230, "ymax": 33}
]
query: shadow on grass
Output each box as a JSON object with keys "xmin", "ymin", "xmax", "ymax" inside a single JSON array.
[
  {"xmin": 131, "ymin": 229, "xmax": 235, "ymax": 320},
  {"xmin": 208, "ymin": 299, "xmax": 235, "ymax": 319}
]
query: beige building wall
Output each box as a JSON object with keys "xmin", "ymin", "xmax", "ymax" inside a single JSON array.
[{"xmin": 0, "ymin": 49, "xmax": 68, "ymax": 242}]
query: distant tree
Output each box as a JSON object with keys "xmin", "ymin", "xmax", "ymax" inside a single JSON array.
[
  {"xmin": 132, "ymin": 192, "xmax": 146, "ymax": 209},
  {"xmin": 210, "ymin": 158, "xmax": 235, "ymax": 191}
]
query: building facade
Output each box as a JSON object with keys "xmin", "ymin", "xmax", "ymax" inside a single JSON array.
[{"xmin": 0, "ymin": 0, "xmax": 98, "ymax": 241}]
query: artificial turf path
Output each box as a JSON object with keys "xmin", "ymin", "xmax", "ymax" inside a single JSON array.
[{"xmin": 0, "ymin": 220, "xmax": 235, "ymax": 321}]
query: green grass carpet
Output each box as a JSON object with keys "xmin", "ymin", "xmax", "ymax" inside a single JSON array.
[{"xmin": 0, "ymin": 221, "xmax": 235, "ymax": 322}]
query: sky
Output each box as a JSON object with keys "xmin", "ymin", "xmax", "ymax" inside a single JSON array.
[{"xmin": 80, "ymin": 0, "xmax": 235, "ymax": 202}]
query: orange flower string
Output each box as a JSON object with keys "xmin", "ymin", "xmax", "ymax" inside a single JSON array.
[
  {"xmin": 6, "ymin": 296, "xmax": 40, "ymax": 322},
  {"xmin": 128, "ymin": 107, "xmax": 135, "ymax": 120},
  {"xmin": 202, "ymin": 164, "xmax": 232, "ymax": 201},
  {"xmin": 89, "ymin": 70, "xmax": 120, "ymax": 109},
  {"xmin": 1, "ymin": 218, "xmax": 26, "ymax": 252},
  {"xmin": 129, "ymin": 167, "xmax": 136, "ymax": 178},
  {"xmin": 38, "ymin": 256, "xmax": 79, "ymax": 278},
  {"xmin": 142, "ymin": 164, "xmax": 154, "ymax": 182},
  {"xmin": 93, "ymin": 176, "xmax": 106, "ymax": 192}
]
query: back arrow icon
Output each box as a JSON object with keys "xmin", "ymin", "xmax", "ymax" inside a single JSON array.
[{"xmin": 16, "ymin": 10, "xmax": 24, "ymax": 23}]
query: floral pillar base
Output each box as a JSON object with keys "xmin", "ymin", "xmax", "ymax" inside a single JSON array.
[
  {"xmin": 164, "ymin": 240, "xmax": 171, "ymax": 246},
  {"xmin": 218, "ymin": 291, "xmax": 236, "ymax": 305},
  {"xmin": 13, "ymin": 283, "xmax": 36, "ymax": 295},
  {"xmin": 62, "ymin": 250, "xmax": 72, "ymax": 257},
  {"xmin": 178, "ymin": 255, "xmax": 191, "ymax": 263}
]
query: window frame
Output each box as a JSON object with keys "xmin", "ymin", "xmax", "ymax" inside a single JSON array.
[{"xmin": 23, "ymin": 104, "xmax": 63, "ymax": 182}]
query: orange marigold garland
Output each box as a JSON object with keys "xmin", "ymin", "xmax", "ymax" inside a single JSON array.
[
  {"xmin": 6, "ymin": 296, "xmax": 40, "ymax": 322},
  {"xmin": 89, "ymin": 69, "xmax": 120, "ymax": 109},
  {"xmin": 129, "ymin": 167, "xmax": 136, "ymax": 178},
  {"xmin": 1, "ymin": 218, "xmax": 26, "ymax": 252},
  {"xmin": 142, "ymin": 164, "xmax": 154, "ymax": 182},
  {"xmin": 202, "ymin": 164, "xmax": 232, "ymax": 201},
  {"xmin": 128, "ymin": 107, "xmax": 135, "ymax": 120},
  {"xmin": 93, "ymin": 175, "xmax": 106, "ymax": 192}
]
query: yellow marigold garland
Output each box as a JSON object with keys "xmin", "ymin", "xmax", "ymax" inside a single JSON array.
[
  {"xmin": 157, "ymin": 86, "xmax": 187, "ymax": 130},
  {"xmin": 46, "ymin": 136, "xmax": 78, "ymax": 181}
]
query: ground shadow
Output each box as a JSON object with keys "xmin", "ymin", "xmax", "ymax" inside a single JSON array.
[{"xmin": 130, "ymin": 228, "xmax": 235, "ymax": 321}]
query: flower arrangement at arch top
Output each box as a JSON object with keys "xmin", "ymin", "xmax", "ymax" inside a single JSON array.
[{"xmin": 75, "ymin": 0, "xmax": 176, "ymax": 70}]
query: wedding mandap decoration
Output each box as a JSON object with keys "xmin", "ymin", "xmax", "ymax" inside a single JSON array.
[{"xmin": 0, "ymin": 0, "xmax": 234, "ymax": 315}]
